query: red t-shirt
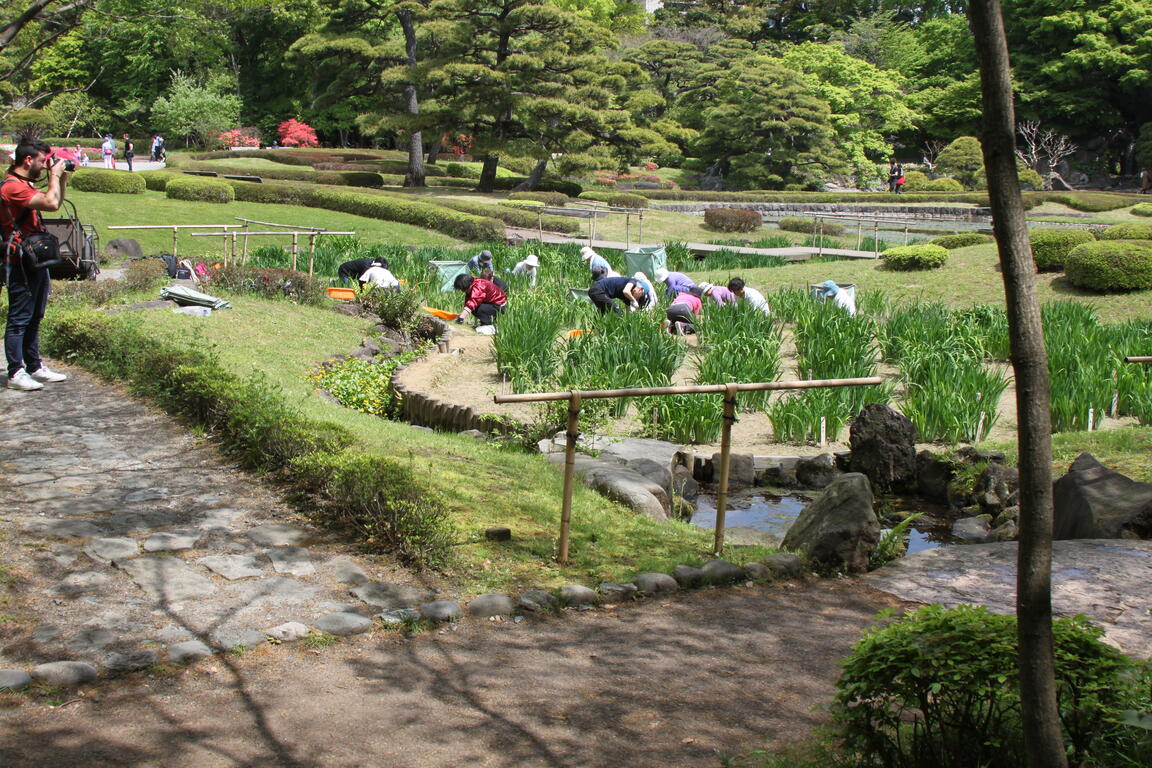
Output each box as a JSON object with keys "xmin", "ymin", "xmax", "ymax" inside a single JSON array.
[
  {"xmin": 1, "ymin": 174, "xmax": 41, "ymax": 265},
  {"xmin": 464, "ymin": 278, "xmax": 507, "ymax": 312}
]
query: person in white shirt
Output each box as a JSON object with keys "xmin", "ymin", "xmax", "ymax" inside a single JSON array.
[
  {"xmin": 511, "ymin": 253, "xmax": 539, "ymax": 287},
  {"xmin": 100, "ymin": 134, "xmax": 116, "ymax": 169},
  {"xmin": 818, "ymin": 279, "xmax": 857, "ymax": 316},
  {"xmin": 727, "ymin": 277, "xmax": 770, "ymax": 315},
  {"xmin": 360, "ymin": 264, "xmax": 400, "ymax": 289}
]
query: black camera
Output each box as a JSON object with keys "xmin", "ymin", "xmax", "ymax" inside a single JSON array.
[{"xmin": 61, "ymin": 159, "xmax": 76, "ymax": 172}]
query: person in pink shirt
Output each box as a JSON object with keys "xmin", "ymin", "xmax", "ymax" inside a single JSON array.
[
  {"xmin": 665, "ymin": 290, "xmax": 702, "ymax": 335},
  {"xmin": 697, "ymin": 281, "xmax": 738, "ymax": 306}
]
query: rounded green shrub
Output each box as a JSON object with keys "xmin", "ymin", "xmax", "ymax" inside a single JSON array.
[
  {"xmin": 1017, "ymin": 167, "xmax": 1045, "ymax": 190},
  {"xmin": 1065, "ymin": 240, "xmax": 1152, "ymax": 292},
  {"xmin": 900, "ymin": 170, "xmax": 929, "ymax": 191},
  {"xmin": 1030, "ymin": 228, "xmax": 1096, "ymax": 271},
  {"xmin": 508, "ymin": 190, "xmax": 568, "ymax": 207},
  {"xmin": 778, "ymin": 217, "xmax": 845, "ymax": 236},
  {"xmin": 1100, "ymin": 221, "xmax": 1152, "ymax": 240},
  {"xmin": 69, "ymin": 169, "xmax": 146, "ymax": 194},
  {"xmin": 1132, "ymin": 202, "xmax": 1152, "ymax": 217},
  {"xmin": 703, "ymin": 207, "xmax": 762, "ymax": 232},
  {"xmin": 165, "ymin": 177, "xmax": 235, "ymax": 204},
  {"xmin": 443, "ymin": 161, "xmax": 480, "ymax": 179},
  {"xmin": 881, "ymin": 244, "xmax": 948, "ymax": 270},
  {"xmin": 137, "ymin": 170, "xmax": 179, "ymax": 191},
  {"xmin": 923, "ymin": 177, "xmax": 965, "ymax": 192},
  {"xmin": 929, "ymin": 232, "xmax": 993, "ymax": 249},
  {"xmin": 608, "ymin": 193, "xmax": 648, "ymax": 209}
]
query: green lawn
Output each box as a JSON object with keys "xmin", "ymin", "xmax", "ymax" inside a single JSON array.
[{"xmin": 67, "ymin": 189, "xmax": 464, "ymax": 258}]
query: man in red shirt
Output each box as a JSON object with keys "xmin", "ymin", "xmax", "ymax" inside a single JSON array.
[
  {"xmin": 452, "ymin": 273, "xmax": 506, "ymax": 327},
  {"xmin": 3, "ymin": 138, "xmax": 71, "ymax": 391}
]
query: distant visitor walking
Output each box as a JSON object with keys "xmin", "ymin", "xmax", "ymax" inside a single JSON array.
[
  {"xmin": 122, "ymin": 135, "xmax": 134, "ymax": 172},
  {"xmin": 101, "ymin": 134, "xmax": 116, "ymax": 169}
]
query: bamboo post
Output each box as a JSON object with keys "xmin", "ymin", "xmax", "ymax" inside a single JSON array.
[
  {"xmin": 873, "ymin": 221, "xmax": 880, "ymax": 256},
  {"xmin": 639, "ymin": 211, "xmax": 644, "ymax": 244},
  {"xmin": 291, "ymin": 233, "xmax": 299, "ymax": 271},
  {"xmin": 817, "ymin": 217, "xmax": 824, "ymax": 256},
  {"xmin": 1087, "ymin": 408, "xmax": 1095, "ymax": 431},
  {"xmin": 171, "ymin": 226, "xmax": 179, "ymax": 258},
  {"xmin": 242, "ymin": 222, "xmax": 250, "ymax": 264},
  {"xmin": 903, "ymin": 225, "xmax": 909, "ymax": 245},
  {"xmin": 307, "ymin": 233, "xmax": 318, "ymax": 276},
  {"xmin": 976, "ymin": 411, "xmax": 987, "ymax": 442},
  {"xmin": 713, "ymin": 384, "xmax": 738, "ymax": 555},
  {"xmin": 625, "ymin": 213, "xmax": 631, "ymax": 249},
  {"xmin": 537, "ymin": 210, "xmax": 543, "ymax": 242},
  {"xmin": 1125, "ymin": 356, "xmax": 1152, "ymax": 363},
  {"xmin": 856, "ymin": 220, "xmax": 862, "ymax": 250},
  {"xmin": 558, "ymin": 392, "xmax": 582, "ymax": 565},
  {"xmin": 819, "ymin": 416, "xmax": 827, "ymax": 447}
]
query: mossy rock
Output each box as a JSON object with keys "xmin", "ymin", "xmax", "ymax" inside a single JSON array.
[
  {"xmin": 881, "ymin": 244, "xmax": 948, "ymax": 270},
  {"xmin": 70, "ymin": 169, "xmax": 146, "ymax": 194},
  {"xmin": 1030, "ymin": 228, "xmax": 1096, "ymax": 271},
  {"xmin": 1065, "ymin": 240, "xmax": 1152, "ymax": 292},
  {"xmin": 165, "ymin": 177, "xmax": 236, "ymax": 204}
]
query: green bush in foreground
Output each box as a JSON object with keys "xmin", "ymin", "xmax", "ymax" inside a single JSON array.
[
  {"xmin": 1100, "ymin": 221, "xmax": 1152, "ymax": 240},
  {"xmin": 881, "ymin": 244, "xmax": 948, "ymax": 270},
  {"xmin": 1030, "ymin": 228, "xmax": 1096, "ymax": 271},
  {"xmin": 166, "ymin": 176, "xmax": 235, "ymax": 204},
  {"xmin": 929, "ymin": 232, "xmax": 992, "ymax": 249},
  {"xmin": 834, "ymin": 604, "xmax": 1146, "ymax": 768},
  {"xmin": 137, "ymin": 170, "xmax": 180, "ymax": 191},
  {"xmin": 778, "ymin": 217, "xmax": 846, "ymax": 236},
  {"xmin": 1065, "ymin": 240, "xmax": 1152, "ymax": 292},
  {"xmin": 1132, "ymin": 203, "xmax": 1152, "ymax": 217},
  {"xmin": 202, "ymin": 265, "xmax": 329, "ymax": 304},
  {"xmin": 922, "ymin": 177, "xmax": 965, "ymax": 192},
  {"xmin": 704, "ymin": 207, "xmax": 762, "ymax": 232},
  {"xmin": 70, "ymin": 169, "xmax": 146, "ymax": 194}
]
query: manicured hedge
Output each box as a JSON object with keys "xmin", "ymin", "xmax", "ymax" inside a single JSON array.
[
  {"xmin": 577, "ymin": 191, "xmax": 615, "ymax": 203},
  {"xmin": 929, "ymin": 232, "xmax": 993, "ymax": 249},
  {"xmin": 444, "ymin": 162, "xmax": 479, "ymax": 179},
  {"xmin": 223, "ymin": 180, "xmax": 505, "ymax": 241},
  {"xmin": 182, "ymin": 161, "xmax": 383, "ymax": 188},
  {"xmin": 882, "ymin": 244, "xmax": 948, "ymax": 270},
  {"xmin": 778, "ymin": 217, "xmax": 846, "ymax": 236},
  {"xmin": 608, "ymin": 193, "xmax": 648, "ymax": 209},
  {"xmin": 704, "ymin": 207, "xmax": 762, "ymax": 232},
  {"xmin": 190, "ymin": 149, "xmax": 380, "ymax": 166},
  {"xmin": 166, "ymin": 177, "xmax": 235, "ymax": 203},
  {"xmin": 137, "ymin": 170, "xmax": 181, "ymax": 191},
  {"xmin": 431, "ymin": 197, "xmax": 581, "ymax": 234},
  {"xmin": 424, "ymin": 177, "xmax": 477, "ymax": 189},
  {"xmin": 900, "ymin": 170, "xmax": 930, "ymax": 191},
  {"xmin": 1132, "ymin": 203, "xmax": 1152, "ymax": 217},
  {"xmin": 923, "ymin": 177, "xmax": 965, "ymax": 192},
  {"xmin": 1030, "ymin": 228, "xmax": 1096, "ymax": 271},
  {"xmin": 1099, "ymin": 221, "xmax": 1152, "ymax": 240},
  {"xmin": 1042, "ymin": 192, "xmax": 1144, "ymax": 212},
  {"xmin": 509, "ymin": 190, "xmax": 569, "ymax": 207},
  {"xmin": 488, "ymin": 176, "xmax": 583, "ymax": 197},
  {"xmin": 70, "ymin": 169, "xmax": 147, "ymax": 194},
  {"xmin": 1065, "ymin": 240, "xmax": 1152, "ymax": 292}
]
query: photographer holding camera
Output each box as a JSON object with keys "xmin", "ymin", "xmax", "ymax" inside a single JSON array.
[{"xmin": 2, "ymin": 138, "xmax": 72, "ymax": 391}]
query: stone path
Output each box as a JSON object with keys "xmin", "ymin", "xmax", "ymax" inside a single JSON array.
[{"xmin": 0, "ymin": 365, "xmax": 443, "ymax": 679}]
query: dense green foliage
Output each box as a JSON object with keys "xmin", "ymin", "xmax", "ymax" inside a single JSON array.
[
  {"xmin": 69, "ymin": 169, "xmax": 146, "ymax": 194},
  {"xmin": 703, "ymin": 208, "xmax": 762, "ymax": 232},
  {"xmin": 1133, "ymin": 203, "xmax": 1152, "ymax": 217},
  {"xmin": 1100, "ymin": 222, "xmax": 1152, "ymax": 241},
  {"xmin": 1030, "ymin": 228, "xmax": 1096, "ymax": 271},
  {"xmin": 779, "ymin": 217, "xmax": 846, "ymax": 236},
  {"xmin": 882, "ymin": 244, "xmax": 948, "ymax": 271},
  {"xmin": 1065, "ymin": 240, "xmax": 1152, "ymax": 293},
  {"xmin": 929, "ymin": 233, "xmax": 992, "ymax": 249},
  {"xmin": 165, "ymin": 176, "xmax": 236, "ymax": 204}
]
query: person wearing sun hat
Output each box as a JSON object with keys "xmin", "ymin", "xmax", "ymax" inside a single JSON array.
[
  {"xmin": 631, "ymin": 271, "xmax": 658, "ymax": 311},
  {"xmin": 819, "ymin": 279, "xmax": 857, "ymax": 316},
  {"xmin": 653, "ymin": 267, "xmax": 696, "ymax": 299},
  {"xmin": 511, "ymin": 253, "xmax": 539, "ymax": 287},
  {"xmin": 580, "ymin": 245, "xmax": 617, "ymax": 277},
  {"xmin": 696, "ymin": 281, "xmax": 738, "ymax": 306},
  {"xmin": 466, "ymin": 249, "xmax": 494, "ymax": 274}
]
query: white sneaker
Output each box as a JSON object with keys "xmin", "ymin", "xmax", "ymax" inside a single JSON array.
[
  {"xmin": 30, "ymin": 365, "xmax": 67, "ymax": 383},
  {"xmin": 7, "ymin": 369, "xmax": 44, "ymax": 391}
]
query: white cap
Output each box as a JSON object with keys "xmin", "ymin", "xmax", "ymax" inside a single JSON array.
[
  {"xmin": 524, "ymin": 254, "xmax": 539, "ymax": 267},
  {"xmin": 633, "ymin": 272, "xmax": 648, "ymax": 282},
  {"xmin": 654, "ymin": 267, "xmax": 669, "ymax": 283},
  {"xmin": 580, "ymin": 246, "xmax": 596, "ymax": 260},
  {"xmin": 698, "ymin": 282, "xmax": 715, "ymax": 294}
]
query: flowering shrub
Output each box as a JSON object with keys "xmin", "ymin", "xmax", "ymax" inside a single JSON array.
[
  {"xmin": 278, "ymin": 119, "xmax": 319, "ymax": 148},
  {"xmin": 446, "ymin": 132, "xmax": 472, "ymax": 158},
  {"xmin": 587, "ymin": 169, "xmax": 674, "ymax": 190},
  {"xmin": 217, "ymin": 128, "xmax": 260, "ymax": 148},
  {"xmin": 641, "ymin": 161, "xmax": 658, "ymax": 171}
]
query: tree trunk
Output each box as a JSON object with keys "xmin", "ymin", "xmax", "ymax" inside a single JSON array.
[
  {"xmin": 397, "ymin": 8, "xmax": 425, "ymax": 187},
  {"xmin": 968, "ymin": 3, "xmax": 1067, "ymax": 767},
  {"xmin": 478, "ymin": 152, "xmax": 500, "ymax": 193},
  {"xmin": 511, "ymin": 158, "xmax": 547, "ymax": 192}
]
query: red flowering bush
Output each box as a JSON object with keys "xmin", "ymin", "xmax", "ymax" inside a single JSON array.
[
  {"xmin": 447, "ymin": 133, "xmax": 472, "ymax": 158},
  {"xmin": 217, "ymin": 128, "xmax": 261, "ymax": 149},
  {"xmin": 278, "ymin": 119, "xmax": 319, "ymax": 148}
]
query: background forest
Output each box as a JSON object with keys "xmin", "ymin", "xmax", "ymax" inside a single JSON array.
[{"xmin": 2, "ymin": 0, "xmax": 1151, "ymax": 190}]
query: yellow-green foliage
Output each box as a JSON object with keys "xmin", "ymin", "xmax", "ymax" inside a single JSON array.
[
  {"xmin": 882, "ymin": 244, "xmax": 948, "ymax": 270},
  {"xmin": 1132, "ymin": 203, "xmax": 1152, "ymax": 217},
  {"xmin": 1030, "ymin": 228, "xmax": 1096, "ymax": 271},
  {"xmin": 70, "ymin": 169, "xmax": 146, "ymax": 194},
  {"xmin": 1065, "ymin": 240, "xmax": 1152, "ymax": 292},
  {"xmin": 166, "ymin": 177, "xmax": 235, "ymax": 204},
  {"xmin": 1100, "ymin": 221, "xmax": 1152, "ymax": 240}
]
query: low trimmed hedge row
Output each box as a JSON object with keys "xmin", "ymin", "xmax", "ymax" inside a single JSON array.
[
  {"xmin": 881, "ymin": 244, "xmax": 949, "ymax": 270},
  {"xmin": 704, "ymin": 207, "xmax": 762, "ymax": 232},
  {"xmin": 1030, "ymin": 228, "xmax": 1096, "ymax": 271},
  {"xmin": 1099, "ymin": 221, "xmax": 1152, "ymax": 240},
  {"xmin": 137, "ymin": 170, "xmax": 181, "ymax": 191},
  {"xmin": 166, "ymin": 176, "xmax": 235, "ymax": 203},
  {"xmin": 577, "ymin": 191, "xmax": 615, "ymax": 204},
  {"xmin": 1132, "ymin": 203, "xmax": 1152, "ymax": 217},
  {"xmin": 608, "ymin": 193, "xmax": 648, "ymax": 209},
  {"xmin": 431, "ymin": 197, "xmax": 581, "ymax": 234},
  {"xmin": 929, "ymin": 232, "xmax": 993, "ymax": 249},
  {"xmin": 778, "ymin": 217, "xmax": 846, "ymax": 236},
  {"xmin": 182, "ymin": 161, "xmax": 384, "ymax": 188},
  {"xmin": 508, "ymin": 190, "xmax": 569, "ymax": 207},
  {"xmin": 70, "ymin": 169, "xmax": 147, "ymax": 194},
  {"xmin": 424, "ymin": 177, "xmax": 477, "ymax": 189},
  {"xmin": 1065, "ymin": 240, "xmax": 1152, "ymax": 292}
]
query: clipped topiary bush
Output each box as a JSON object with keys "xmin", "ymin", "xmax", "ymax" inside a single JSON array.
[
  {"xmin": 1099, "ymin": 221, "xmax": 1152, "ymax": 240},
  {"xmin": 929, "ymin": 232, "xmax": 993, "ymax": 249},
  {"xmin": 1132, "ymin": 203, "xmax": 1152, "ymax": 217},
  {"xmin": 923, "ymin": 177, "xmax": 965, "ymax": 192},
  {"xmin": 508, "ymin": 190, "xmax": 568, "ymax": 207},
  {"xmin": 703, "ymin": 207, "xmax": 762, "ymax": 232},
  {"xmin": 1065, "ymin": 240, "xmax": 1152, "ymax": 292},
  {"xmin": 1017, "ymin": 167, "xmax": 1045, "ymax": 190},
  {"xmin": 70, "ymin": 169, "xmax": 146, "ymax": 194},
  {"xmin": 578, "ymin": 190, "xmax": 615, "ymax": 203},
  {"xmin": 1030, "ymin": 228, "xmax": 1096, "ymax": 271},
  {"xmin": 137, "ymin": 170, "xmax": 179, "ymax": 191},
  {"xmin": 607, "ymin": 193, "xmax": 648, "ymax": 209},
  {"xmin": 881, "ymin": 244, "xmax": 948, "ymax": 270},
  {"xmin": 900, "ymin": 170, "xmax": 929, "ymax": 191},
  {"xmin": 778, "ymin": 217, "xmax": 845, "ymax": 236},
  {"xmin": 444, "ymin": 161, "xmax": 479, "ymax": 179},
  {"xmin": 166, "ymin": 177, "xmax": 235, "ymax": 203}
]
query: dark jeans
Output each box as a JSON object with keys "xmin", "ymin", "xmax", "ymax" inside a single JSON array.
[
  {"xmin": 5, "ymin": 262, "xmax": 50, "ymax": 377},
  {"xmin": 587, "ymin": 282, "xmax": 619, "ymax": 314},
  {"xmin": 125, "ymin": 153, "xmax": 134, "ymax": 172},
  {"xmin": 666, "ymin": 303, "xmax": 695, "ymax": 333},
  {"xmin": 474, "ymin": 302, "xmax": 504, "ymax": 326}
]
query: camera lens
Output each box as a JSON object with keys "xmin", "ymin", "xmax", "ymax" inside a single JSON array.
[{"xmin": 63, "ymin": 160, "xmax": 76, "ymax": 172}]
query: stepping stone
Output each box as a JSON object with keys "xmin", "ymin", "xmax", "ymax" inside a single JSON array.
[
  {"xmin": 117, "ymin": 556, "xmax": 216, "ymax": 601},
  {"xmin": 263, "ymin": 622, "xmax": 309, "ymax": 642},
  {"xmin": 124, "ymin": 488, "xmax": 168, "ymax": 502},
  {"xmin": 24, "ymin": 519, "xmax": 105, "ymax": 540},
  {"xmin": 267, "ymin": 546, "xmax": 315, "ymax": 577},
  {"xmin": 143, "ymin": 531, "xmax": 201, "ymax": 552},
  {"xmin": 519, "ymin": 589, "xmax": 559, "ymax": 611},
  {"xmin": 0, "ymin": 670, "xmax": 32, "ymax": 691},
  {"xmin": 635, "ymin": 572, "xmax": 679, "ymax": 595},
  {"xmin": 247, "ymin": 524, "xmax": 310, "ymax": 547},
  {"xmin": 702, "ymin": 558, "xmax": 747, "ymax": 585},
  {"xmin": 168, "ymin": 640, "xmax": 214, "ymax": 663},
  {"xmin": 31, "ymin": 661, "xmax": 98, "ymax": 686},
  {"xmin": 419, "ymin": 601, "xmax": 463, "ymax": 622},
  {"xmin": 560, "ymin": 585, "xmax": 598, "ymax": 606},
  {"xmin": 66, "ymin": 627, "xmax": 117, "ymax": 654},
  {"xmin": 672, "ymin": 565, "xmax": 706, "ymax": 589},
  {"xmin": 53, "ymin": 571, "xmax": 115, "ymax": 596},
  {"xmin": 468, "ymin": 593, "xmax": 514, "ymax": 617},
  {"xmin": 212, "ymin": 629, "xmax": 266, "ymax": 650},
  {"xmin": 326, "ymin": 556, "xmax": 369, "ymax": 585},
  {"xmin": 104, "ymin": 650, "xmax": 157, "ymax": 672},
  {"xmin": 84, "ymin": 537, "xmax": 139, "ymax": 563},
  {"xmin": 198, "ymin": 554, "xmax": 263, "ymax": 581},
  {"xmin": 350, "ymin": 582, "xmax": 435, "ymax": 610},
  {"xmin": 379, "ymin": 608, "xmax": 421, "ymax": 623},
  {"xmin": 598, "ymin": 583, "xmax": 638, "ymax": 601},
  {"xmin": 314, "ymin": 613, "xmax": 372, "ymax": 636},
  {"xmin": 315, "ymin": 601, "xmax": 360, "ymax": 614}
]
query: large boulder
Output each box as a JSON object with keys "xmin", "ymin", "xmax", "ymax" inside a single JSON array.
[
  {"xmin": 915, "ymin": 450, "xmax": 953, "ymax": 503},
  {"xmin": 546, "ymin": 454, "xmax": 669, "ymax": 522},
  {"xmin": 849, "ymin": 404, "xmax": 916, "ymax": 492},
  {"xmin": 781, "ymin": 473, "xmax": 879, "ymax": 573},
  {"xmin": 795, "ymin": 453, "xmax": 840, "ymax": 489},
  {"xmin": 710, "ymin": 452, "xmax": 755, "ymax": 488},
  {"xmin": 1053, "ymin": 453, "xmax": 1152, "ymax": 539}
]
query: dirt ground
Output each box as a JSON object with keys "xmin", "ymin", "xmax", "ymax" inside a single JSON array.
[{"xmin": 0, "ymin": 580, "xmax": 904, "ymax": 768}]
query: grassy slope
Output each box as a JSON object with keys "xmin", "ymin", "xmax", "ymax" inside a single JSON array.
[
  {"xmin": 67, "ymin": 189, "xmax": 463, "ymax": 257},
  {"xmin": 137, "ymin": 298, "xmax": 755, "ymax": 594}
]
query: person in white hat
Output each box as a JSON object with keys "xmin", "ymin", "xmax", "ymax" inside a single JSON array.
[
  {"xmin": 819, "ymin": 279, "xmax": 857, "ymax": 316},
  {"xmin": 511, "ymin": 253, "xmax": 539, "ymax": 287},
  {"xmin": 696, "ymin": 281, "xmax": 738, "ymax": 306},
  {"xmin": 653, "ymin": 266, "xmax": 696, "ymax": 299},
  {"xmin": 579, "ymin": 246, "xmax": 617, "ymax": 277}
]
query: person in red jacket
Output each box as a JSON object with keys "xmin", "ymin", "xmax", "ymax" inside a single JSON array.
[{"xmin": 453, "ymin": 273, "xmax": 506, "ymax": 326}]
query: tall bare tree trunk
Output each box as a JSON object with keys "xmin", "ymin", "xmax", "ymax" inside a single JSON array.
[
  {"xmin": 398, "ymin": 8, "xmax": 425, "ymax": 188},
  {"xmin": 511, "ymin": 158, "xmax": 547, "ymax": 192},
  {"xmin": 426, "ymin": 136, "xmax": 442, "ymax": 165},
  {"xmin": 968, "ymin": 3, "xmax": 1067, "ymax": 766},
  {"xmin": 478, "ymin": 152, "xmax": 500, "ymax": 193}
]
